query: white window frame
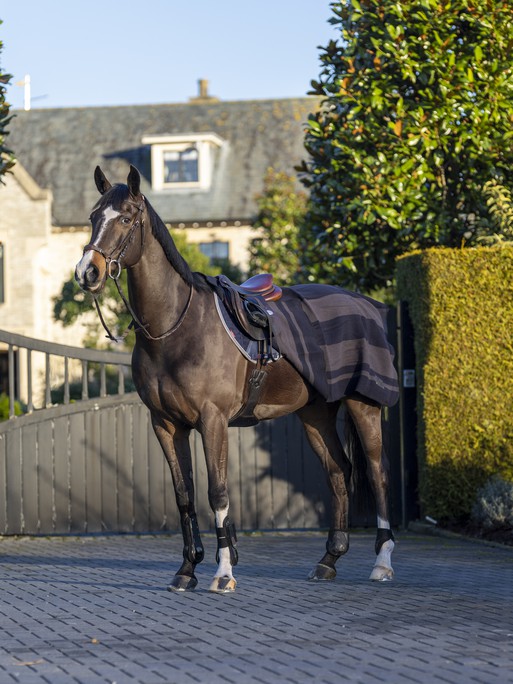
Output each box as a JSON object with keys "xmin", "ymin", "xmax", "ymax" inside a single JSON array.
[{"xmin": 142, "ymin": 133, "xmax": 225, "ymax": 191}]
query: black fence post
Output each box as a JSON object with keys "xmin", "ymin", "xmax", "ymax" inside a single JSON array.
[{"xmin": 397, "ymin": 301, "xmax": 419, "ymax": 527}]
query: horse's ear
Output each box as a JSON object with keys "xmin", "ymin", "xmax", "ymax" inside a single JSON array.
[
  {"xmin": 127, "ymin": 165, "xmax": 141, "ymax": 198},
  {"xmin": 94, "ymin": 166, "xmax": 112, "ymax": 195}
]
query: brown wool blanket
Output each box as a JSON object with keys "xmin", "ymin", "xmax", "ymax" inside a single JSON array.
[{"xmin": 267, "ymin": 285, "xmax": 399, "ymax": 407}]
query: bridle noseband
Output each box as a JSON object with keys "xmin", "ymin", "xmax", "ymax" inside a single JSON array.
[{"xmin": 83, "ymin": 197, "xmax": 193, "ymax": 342}]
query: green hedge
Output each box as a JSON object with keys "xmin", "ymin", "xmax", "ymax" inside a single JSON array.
[{"xmin": 396, "ymin": 247, "xmax": 513, "ymax": 522}]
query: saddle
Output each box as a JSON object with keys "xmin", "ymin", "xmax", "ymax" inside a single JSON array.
[
  {"xmin": 216, "ymin": 273, "xmax": 282, "ymax": 343},
  {"xmin": 237, "ymin": 273, "xmax": 283, "ymax": 302}
]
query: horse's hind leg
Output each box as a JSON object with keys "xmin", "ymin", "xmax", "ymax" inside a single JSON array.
[
  {"xmin": 297, "ymin": 399, "xmax": 352, "ymax": 581},
  {"xmin": 152, "ymin": 418, "xmax": 205, "ymax": 592},
  {"xmin": 346, "ymin": 397, "xmax": 395, "ymax": 582}
]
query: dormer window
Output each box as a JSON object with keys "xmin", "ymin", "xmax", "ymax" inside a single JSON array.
[
  {"xmin": 164, "ymin": 147, "xmax": 199, "ymax": 183},
  {"xmin": 142, "ymin": 133, "xmax": 224, "ymax": 191}
]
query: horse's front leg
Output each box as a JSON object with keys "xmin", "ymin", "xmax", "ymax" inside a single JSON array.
[
  {"xmin": 152, "ymin": 418, "xmax": 205, "ymax": 592},
  {"xmin": 198, "ymin": 403, "xmax": 238, "ymax": 594}
]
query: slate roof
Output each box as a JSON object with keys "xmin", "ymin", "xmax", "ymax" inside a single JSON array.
[{"xmin": 7, "ymin": 97, "xmax": 319, "ymax": 227}]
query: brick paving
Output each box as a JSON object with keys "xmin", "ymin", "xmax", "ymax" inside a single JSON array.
[{"xmin": 0, "ymin": 531, "xmax": 512, "ymax": 683}]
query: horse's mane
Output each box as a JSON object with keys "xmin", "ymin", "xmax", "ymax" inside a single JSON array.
[
  {"xmin": 106, "ymin": 184, "xmax": 212, "ymax": 293},
  {"xmin": 144, "ymin": 198, "xmax": 211, "ymax": 293}
]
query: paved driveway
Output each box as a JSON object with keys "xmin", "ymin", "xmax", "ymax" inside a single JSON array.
[{"xmin": 1, "ymin": 531, "xmax": 512, "ymax": 683}]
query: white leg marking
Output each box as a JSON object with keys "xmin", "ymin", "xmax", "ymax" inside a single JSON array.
[
  {"xmin": 209, "ymin": 505, "xmax": 237, "ymax": 593},
  {"xmin": 214, "ymin": 506, "xmax": 233, "ymax": 579},
  {"xmin": 76, "ymin": 207, "xmax": 120, "ymax": 286},
  {"xmin": 377, "ymin": 515, "xmax": 390, "ymax": 529},
  {"xmin": 370, "ymin": 539, "xmax": 395, "ymax": 581}
]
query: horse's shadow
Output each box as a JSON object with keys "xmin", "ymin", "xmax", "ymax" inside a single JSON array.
[{"xmin": 252, "ymin": 409, "xmax": 377, "ymax": 530}]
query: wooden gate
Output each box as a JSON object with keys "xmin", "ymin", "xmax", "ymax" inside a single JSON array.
[{"xmin": 0, "ymin": 327, "xmax": 405, "ymax": 535}]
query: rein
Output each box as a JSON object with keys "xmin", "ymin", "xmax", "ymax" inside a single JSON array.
[{"xmin": 84, "ymin": 198, "xmax": 193, "ymax": 342}]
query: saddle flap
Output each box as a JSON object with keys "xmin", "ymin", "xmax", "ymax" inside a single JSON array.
[{"xmin": 222, "ymin": 287, "xmax": 267, "ymax": 341}]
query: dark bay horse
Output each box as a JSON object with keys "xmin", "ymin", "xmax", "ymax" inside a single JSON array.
[{"xmin": 75, "ymin": 165, "xmax": 397, "ymax": 593}]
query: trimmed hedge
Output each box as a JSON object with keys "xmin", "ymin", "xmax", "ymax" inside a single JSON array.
[{"xmin": 396, "ymin": 247, "xmax": 513, "ymax": 522}]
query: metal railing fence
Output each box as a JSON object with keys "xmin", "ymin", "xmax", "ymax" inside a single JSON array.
[{"xmin": 0, "ymin": 329, "xmax": 131, "ymax": 418}]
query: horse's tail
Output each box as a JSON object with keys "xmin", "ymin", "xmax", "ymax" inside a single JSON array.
[{"xmin": 344, "ymin": 409, "xmax": 375, "ymax": 523}]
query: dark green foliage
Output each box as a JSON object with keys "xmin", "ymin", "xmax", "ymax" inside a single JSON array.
[
  {"xmin": 248, "ymin": 168, "xmax": 308, "ymax": 285},
  {"xmin": 209, "ymin": 258, "xmax": 244, "ymax": 284},
  {"xmin": 53, "ymin": 272, "xmax": 135, "ymax": 349},
  {"xmin": 480, "ymin": 180, "xmax": 513, "ymax": 243},
  {"xmin": 396, "ymin": 247, "xmax": 513, "ymax": 522},
  {"xmin": 300, "ymin": 1, "xmax": 513, "ymax": 293},
  {"xmin": 0, "ymin": 22, "xmax": 15, "ymax": 180},
  {"xmin": 0, "ymin": 392, "xmax": 24, "ymax": 421}
]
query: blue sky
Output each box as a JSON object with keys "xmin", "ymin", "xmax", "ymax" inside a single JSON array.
[{"xmin": 1, "ymin": 1, "xmax": 336, "ymax": 110}]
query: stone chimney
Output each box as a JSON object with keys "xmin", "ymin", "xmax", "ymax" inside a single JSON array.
[{"xmin": 189, "ymin": 79, "xmax": 219, "ymax": 103}]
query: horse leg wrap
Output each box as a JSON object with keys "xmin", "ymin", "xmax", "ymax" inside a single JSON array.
[
  {"xmin": 215, "ymin": 517, "xmax": 238, "ymax": 566},
  {"xmin": 181, "ymin": 513, "xmax": 204, "ymax": 564},
  {"xmin": 326, "ymin": 529, "xmax": 350, "ymax": 557},
  {"xmin": 375, "ymin": 528, "xmax": 395, "ymax": 555}
]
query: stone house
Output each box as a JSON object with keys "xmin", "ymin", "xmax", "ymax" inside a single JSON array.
[
  {"xmin": 0, "ymin": 88, "xmax": 317, "ymax": 399},
  {"xmin": 0, "ymin": 87, "xmax": 318, "ymax": 345}
]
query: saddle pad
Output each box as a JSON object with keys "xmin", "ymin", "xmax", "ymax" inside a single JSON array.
[
  {"xmin": 267, "ymin": 285, "xmax": 399, "ymax": 407},
  {"xmin": 214, "ymin": 294, "xmax": 280, "ymax": 363}
]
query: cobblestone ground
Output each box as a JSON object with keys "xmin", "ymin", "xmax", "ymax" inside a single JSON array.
[{"xmin": 0, "ymin": 531, "xmax": 512, "ymax": 683}]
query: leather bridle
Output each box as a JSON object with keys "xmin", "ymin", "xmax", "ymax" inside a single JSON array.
[
  {"xmin": 83, "ymin": 197, "xmax": 193, "ymax": 342},
  {"xmin": 83, "ymin": 199, "xmax": 146, "ymax": 279}
]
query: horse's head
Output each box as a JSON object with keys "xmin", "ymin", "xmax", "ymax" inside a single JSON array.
[{"xmin": 75, "ymin": 165, "xmax": 146, "ymax": 294}]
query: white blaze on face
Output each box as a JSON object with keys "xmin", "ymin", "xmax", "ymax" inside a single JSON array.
[
  {"xmin": 96, "ymin": 207, "xmax": 121, "ymax": 241},
  {"xmin": 75, "ymin": 206, "xmax": 121, "ymax": 285}
]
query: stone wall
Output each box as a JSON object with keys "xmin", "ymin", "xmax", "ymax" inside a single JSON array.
[{"xmin": 0, "ymin": 164, "xmax": 91, "ymax": 346}]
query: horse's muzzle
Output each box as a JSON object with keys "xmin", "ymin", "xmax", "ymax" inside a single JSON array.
[{"xmin": 75, "ymin": 252, "xmax": 105, "ymax": 293}]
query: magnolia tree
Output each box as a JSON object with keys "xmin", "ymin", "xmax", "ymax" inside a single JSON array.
[{"xmin": 299, "ymin": 0, "xmax": 513, "ymax": 292}]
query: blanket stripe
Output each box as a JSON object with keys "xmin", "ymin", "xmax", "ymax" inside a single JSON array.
[{"xmin": 268, "ymin": 284, "xmax": 399, "ymax": 407}]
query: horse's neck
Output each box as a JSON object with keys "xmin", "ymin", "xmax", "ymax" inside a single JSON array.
[{"xmin": 127, "ymin": 231, "xmax": 195, "ymax": 335}]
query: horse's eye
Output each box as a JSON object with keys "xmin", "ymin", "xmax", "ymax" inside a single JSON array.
[{"xmin": 121, "ymin": 216, "xmax": 131, "ymax": 225}]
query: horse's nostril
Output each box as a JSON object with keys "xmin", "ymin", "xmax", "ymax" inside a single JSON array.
[
  {"xmin": 85, "ymin": 264, "xmax": 99, "ymax": 285},
  {"xmin": 75, "ymin": 261, "xmax": 100, "ymax": 291}
]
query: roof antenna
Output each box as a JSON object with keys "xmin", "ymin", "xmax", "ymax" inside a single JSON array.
[{"xmin": 15, "ymin": 74, "xmax": 31, "ymax": 110}]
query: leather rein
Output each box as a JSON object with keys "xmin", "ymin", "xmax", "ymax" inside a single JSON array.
[{"xmin": 83, "ymin": 198, "xmax": 193, "ymax": 342}]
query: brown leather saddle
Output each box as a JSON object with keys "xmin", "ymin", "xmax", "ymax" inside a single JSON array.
[
  {"xmin": 215, "ymin": 273, "xmax": 282, "ymax": 342},
  {"xmin": 237, "ymin": 273, "xmax": 283, "ymax": 302}
]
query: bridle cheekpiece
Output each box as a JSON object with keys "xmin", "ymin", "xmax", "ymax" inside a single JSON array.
[
  {"xmin": 83, "ymin": 197, "xmax": 146, "ymax": 278},
  {"xmin": 83, "ymin": 195, "xmax": 193, "ymax": 343}
]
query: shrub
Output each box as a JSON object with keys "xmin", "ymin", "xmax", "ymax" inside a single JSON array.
[
  {"xmin": 472, "ymin": 477, "xmax": 513, "ymax": 531},
  {"xmin": 0, "ymin": 392, "xmax": 25, "ymax": 421},
  {"xmin": 396, "ymin": 246, "xmax": 513, "ymax": 522}
]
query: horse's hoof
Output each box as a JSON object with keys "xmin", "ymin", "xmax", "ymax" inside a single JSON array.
[
  {"xmin": 168, "ymin": 574, "xmax": 198, "ymax": 592},
  {"xmin": 369, "ymin": 565, "xmax": 394, "ymax": 582},
  {"xmin": 308, "ymin": 563, "xmax": 337, "ymax": 581},
  {"xmin": 209, "ymin": 576, "xmax": 237, "ymax": 594}
]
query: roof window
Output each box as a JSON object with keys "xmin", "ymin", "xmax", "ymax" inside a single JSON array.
[{"xmin": 142, "ymin": 133, "xmax": 225, "ymax": 191}]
